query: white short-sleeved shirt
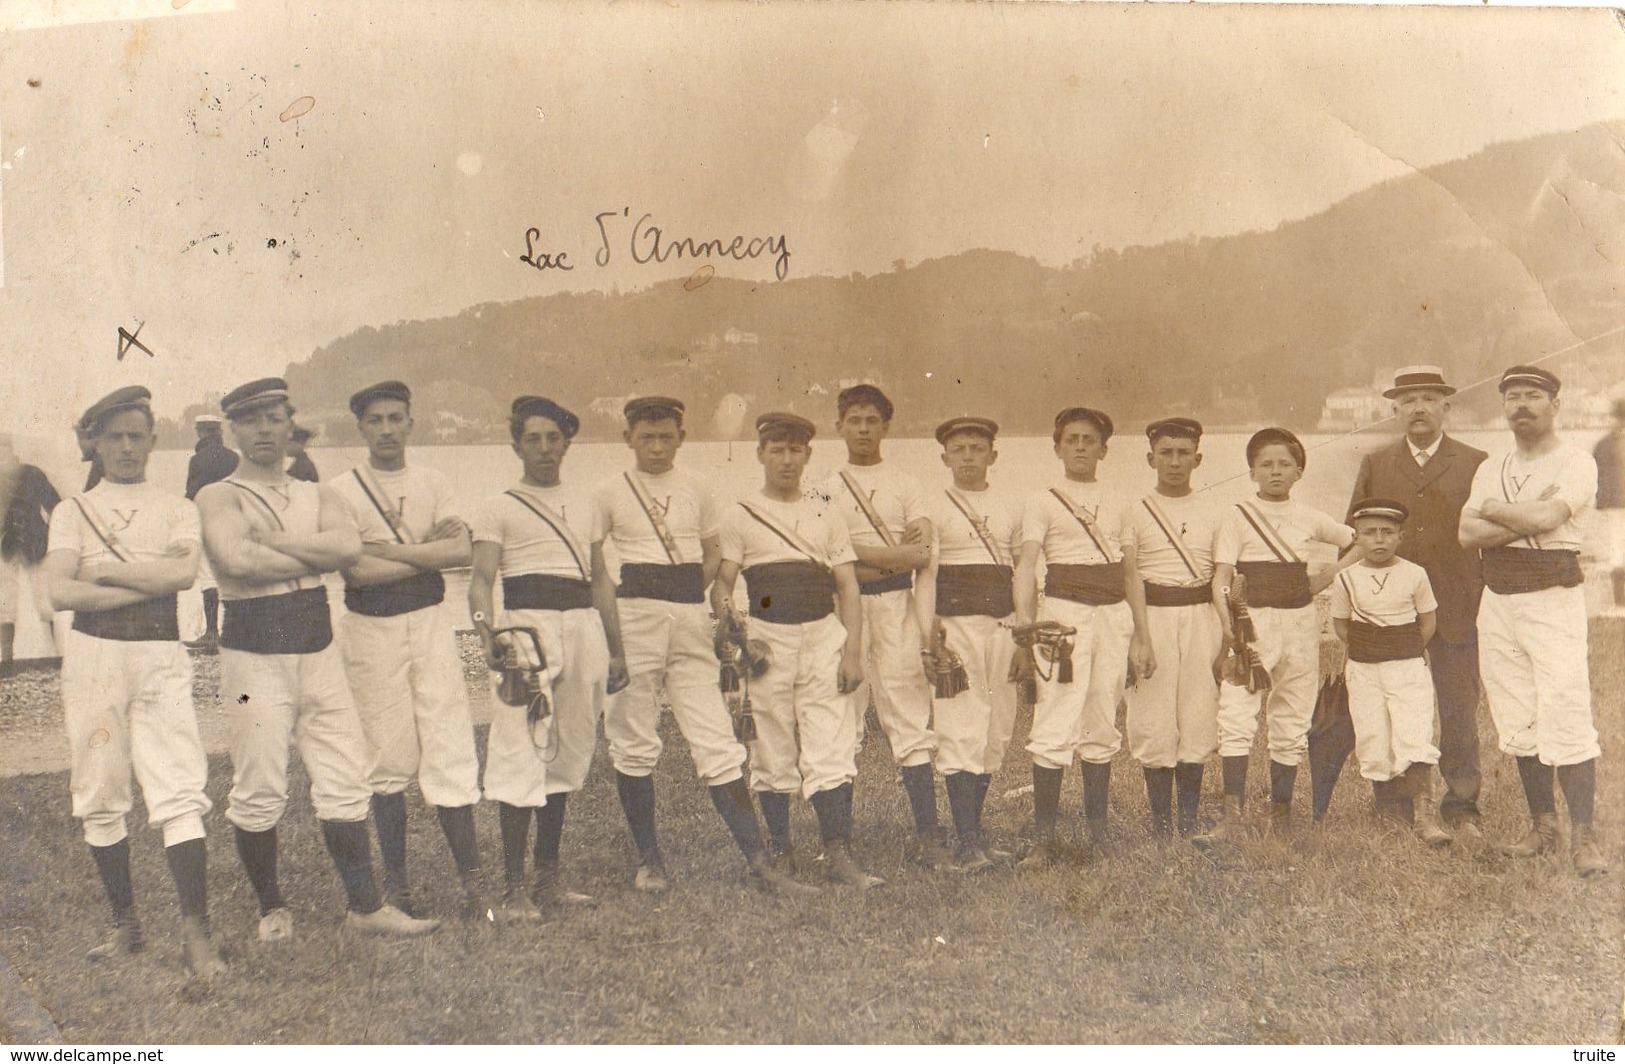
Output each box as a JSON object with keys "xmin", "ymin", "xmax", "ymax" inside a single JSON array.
[
  {"xmin": 589, "ymin": 467, "xmax": 720, "ymax": 565},
  {"xmin": 929, "ymin": 485, "xmax": 1022, "ymax": 568},
  {"xmin": 1330, "ymin": 558, "xmax": 1438, "ymax": 627},
  {"xmin": 48, "ymin": 481, "xmax": 200, "ymax": 567},
  {"xmin": 1213, "ymin": 497, "xmax": 1354, "ymax": 566},
  {"xmin": 1019, "ymin": 481, "xmax": 1128, "ymax": 565},
  {"xmin": 1126, "ymin": 492, "xmax": 1219, "ymax": 587},
  {"xmin": 719, "ymin": 494, "xmax": 856, "ymax": 570},
  {"xmin": 330, "ymin": 464, "xmax": 457, "ymax": 546},
  {"xmin": 1465, "ymin": 441, "xmax": 1597, "ymax": 553},
  {"xmin": 469, "ymin": 482, "xmax": 594, "ymax": 580},
  {"xmin": 813, "ymin": 462, "xmax": 928, "ymax": 550}
]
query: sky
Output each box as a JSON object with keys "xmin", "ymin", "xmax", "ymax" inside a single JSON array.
[{"xmin": 0, "ymin": 0, "xmax": 1622, "ymax": 434}]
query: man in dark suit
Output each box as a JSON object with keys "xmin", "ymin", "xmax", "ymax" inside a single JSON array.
[{"xmin": 1346, "ymin": 366, "xmax": 1488, "ymax": 833}]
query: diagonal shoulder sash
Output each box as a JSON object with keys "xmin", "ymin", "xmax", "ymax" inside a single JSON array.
[
  {"xmin": 1236, "ymin": 501, "xmax": 1301, "ymax": 564},
  {"xmin": 738, "ymin": 501, "xmax": 830, "ymax": 570},
  {"xmin": 1141, "ymin": 496, "xmax": 1202, "ymax": 581},
  {"xmin": 351, "ymin": 467, "xmax": 415, "ymax": 545},
  {"xmin": 624, "ymin": 472, "xmax": 683, "ymax": 565},
  {"xmin": 504, "ymin": 490, "xmax": 590, "ymax": 581},
  {"xmin": 1048, "ymin": 487, "xmax": 1118, "ymax": 563},
  {"xmin": 1337, "ymin": 570, "xmax": 1379, "ymax": 625},
  {"xmin": 946, "ymin": 488, "xmax": 1010, "ymax": 569},
  {"xmin": 225, "ymin": 478, "xmax": 288, "ymax": 531},
  {"xmin": 70, "ymin": 496, "xmax": 134, "ymax": 564},
  {"xmin": 1498, "ymin": 454, "xmax": 1542, "ymax": 551},
  {"xmin": 839, "ymin": 470, "xmax": 898, "ymax": 547}
]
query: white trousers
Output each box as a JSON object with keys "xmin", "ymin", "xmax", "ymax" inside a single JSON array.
[
  {"xmin": 1478, "ymin": 585, "xmax": 1600, "ymax": 766},
  {"xmin": 62, "ymin": 630, "xmax": 211, "ymax": 847},
  {"xmin": 850, "ymin": 588, "xmax": 936, "ymax": 767},
  {"xmin": 605, "ymin": 597, "xmax": 746, "ymax": 785},
  {"xmin": 746, "ymin": 613, "xmax": 856, "ymax": 798},
  {"xmin": 1025, "ymin": 597, "xmax": 1133, "ymax": 769},
  {"xmin": 1345, "ymin": 657, "xmax": 1439, "ymax": 781},
  {"xmin": 1125, "ymin": 603, "xmax": 1222, "ymax": 768},
  {"xmin": 482, "ymin": 605, "xmax": 607, "ymax": 807},
  {"xmin": 934, "ymin": 612, "xmax": 1018, "ymax": 775},
  {"xmin": 221, "ymin": 644, "xmax": 373, "ymax": 831},
  {"xmin": 340, "ymin": 601, "xmax": 481, "ymax": 808},
  {"xmin": 1216, "ymin": 604, "xmax": 1319, "ymax": 765}
]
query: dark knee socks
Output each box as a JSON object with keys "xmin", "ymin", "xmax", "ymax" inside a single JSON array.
[
  {"xmin": 758, "ymin": 791, "xmax": 792, "ymax": 851},
  {"xmin": 614, "ymin": 771, "xmax": 660, "ymax": 863},
  {"xmin": 1558, "ymin": 760, "xmax": 1596, "ymax": 827},
  {"xmin": 709, "ymin": 779, "xmax": 766, "ymax": 860},
  {"xmin": 371, "ymin": 791, "xmax": 409, "ymax": 892},
  {"xmin": 1032, "ymin": 765, "xmax": 1064, "ymax": 837},
  {"xmin": 900, "ymin": 763, "xmax": 939, "ymax": 835},
  {"xmin": 1516, "ymin": 755, "xmax": 1557, "ymax": 819},
  {"xmin": 233, "ymin": 826, "xmax": 286, "ymax": 915},
  {"xmin": 90, "ymin": 838, "xmax": 135, "ymax": 919},
  {"xmin": 498, "ymin": 802, "xmax": 533, "ymax": 891},
  {"xmin": 320, "ymin": 820, "xmax": 382, "ymax": 914},
  {"xmin": 164, "ymin": 837, "xmax": 208, "ymax": 920},
  {"xmin": 436, "ymin": 803, "xmax": 482, "ymax": 878},
  {"xmin": 809, "ymin": 782, "xmax": 854, "ymax": 843}
]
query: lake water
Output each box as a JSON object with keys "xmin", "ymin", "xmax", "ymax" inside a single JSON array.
[{"xmin": 8, "ymin": 429, "xmax": 1617, "ymax": 658}]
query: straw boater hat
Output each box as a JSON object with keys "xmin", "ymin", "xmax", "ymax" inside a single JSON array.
[{"xmin": 1382, "ymin": 366, "xmax": 1456, "ymax": 399}]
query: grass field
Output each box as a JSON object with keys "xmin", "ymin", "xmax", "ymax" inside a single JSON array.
[{"xmin": 1, "ymin": 620, "xmax": 1622, "ymax": 1044}]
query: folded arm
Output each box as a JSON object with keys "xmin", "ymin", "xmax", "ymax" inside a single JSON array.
[
  {"xmin": 80, "ymin": 542, "xmax": 201, "ymax": 596},
  {"xmin": 42, "ymin": 550, "xmax": 149, "ymax": 612},
  {"xmin": 196, "ymin": 484, "xmax": 317, "ymax": 585}
]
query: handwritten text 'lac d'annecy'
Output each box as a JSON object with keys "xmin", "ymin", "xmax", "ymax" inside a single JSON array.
[{"xmin": 519, "ymin": 209, "xmax": 791, "ymax": 281}]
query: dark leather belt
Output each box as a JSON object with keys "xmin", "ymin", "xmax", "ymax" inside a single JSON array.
[
  {"xmin": 344, "ymin": 570, "xmax": 446, "ymax": 618},
  {"xmin": 502, "ymin": 573, "xmax": 593, "ymax": 611},
  {"xmin": 743, "ymin": 561, "xmax": 835, "ymax": 624},
  {"xmin": 73, "ymin": 594, "xmax": 180, "ymax": 642},
  {"xmin": 1236, "ymin": 561, "xmax": 1312, "ymax": 610},
  {"xmin": 617, "ymin": 562, "xmax": 706, "ymax": 604},
  {"xmin": 222, "ymin": 587, "xmax": 333, "ymax": 654},
  {"xmin": 1346, "ymin": 619, "xmax": 1424, "ymax": 663},
  {"xmin": 1144, "ymin": 582, "xmax": 1212, "ymax": 608},
  {"xmin": 1481, "ymin": 547, "xmax": 1583, "ymax": 596},
  {"xmin": 1045, "ymin": 562, "xmax": 1125, "ymax": 606},
  {"xmin": 936, "ymin": 564, "xmax": 1014, "ymax": 618}
]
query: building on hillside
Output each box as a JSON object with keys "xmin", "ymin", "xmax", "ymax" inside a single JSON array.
[{"xmin": 1317, "ymin": 386, "xmax": 1388, "ymax": 433}]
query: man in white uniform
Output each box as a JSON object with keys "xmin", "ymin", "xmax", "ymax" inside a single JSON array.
[
  {"xmin": 592, "ymin": 396, "xmax": 813, "ymax": 896},
  {"xmin": 715, "ymin": 412, "xmax": 876, "ymax": 888},
  {"xmin": 1015, "ymin": 407, "xmax": 1147, "ymax": 866},
  {"xmin": 469, "ymin": 396, "xmax": 625, "ymax": 919},
  {"xmin": 1122, "ymin": 418, "xmax": 1222, "ymax": 839},
  {"xmin": 198, "ymin": 377, "xmax": 439, "ymax": 941},
  {"xmin": 914, "ymin": 416, "xmax": 1022, "ymax": 871},
  {"xmin": 814, "ymin": 386, "xmax": 945, "ymax": 866},
  {"xmin": 332, "ymin": 381, "xmax": 485, "ymax": 920},
  {"xmin": 1459, "ymin": 365, "xmax": 1605, "ymax": 876},
  {"xmin": 43, "ymin": 387, "xmax": 225, "ymax": 976}
]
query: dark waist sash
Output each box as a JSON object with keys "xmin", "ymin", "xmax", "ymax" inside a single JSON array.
[
  {"xmin": 221, "ymin": 587, "xmax": 333, "ymax": 655},
  {"xmin": 72, "ymin": 594, "xmax": 179, "ymax": 642},
  {"xmin": 743, "ymin": 561, "xmax": 835, "ymax": 624},
  {"xmin": 1144, "ymin": 582, "xmax": 1212, "ymax": 608},
  {"xmin": 1045, "ymin": 562, "xmax": 1125, "ymax": 606},
  {"xmin": 936, "ymin": 564, "xmax": 1015, "ymax": 618},
  {"xmin": 502, "ymin": 573, "xmax": 593, "ymax": 612},
  {"xmin": 859, "ymin": 569, "xmax": 914, "ymax": 596},
  {"xmin": 1236, "ymin": 561, "xmax": 1312, "ymax": 610},
  {"xmin": 617, "ymin": 562, "xmax": 705, "ymax": 604},
  {"xmin": 344, "ymin": 570, "xmax": 446, "ymax": 618},
  {"xmin": 1346, "ymin": 619, "xmax": 1424, "ymax": 663},
  {"xmin": 1481, "ymin": 547, "xmax": 1583, "ymax": 596}
]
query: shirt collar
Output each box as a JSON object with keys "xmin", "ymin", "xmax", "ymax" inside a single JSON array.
[{"xmin": 1409, "ymin": 436, "xmax": 1442, "ymax": 462}]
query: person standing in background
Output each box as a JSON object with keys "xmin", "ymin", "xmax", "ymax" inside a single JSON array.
[
  {"xmin": 0, "ymin": 433, "xmax": 63, "ymax": 664},
  {"xmin": 287, "ymin": 425, "xmax": 320, "ymax": 483},
  {"xmin": 184, "ymin": 414, "xmax": 238, "ymax": 652},
  {"xmin": 1594, "ymin": 393, "xmax": 1625, "ymax": 614}
]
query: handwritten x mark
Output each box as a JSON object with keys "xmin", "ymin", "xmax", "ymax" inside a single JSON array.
[{"xmin": 117, "ymin": 322, "xmax": 153, "ymax": 361}]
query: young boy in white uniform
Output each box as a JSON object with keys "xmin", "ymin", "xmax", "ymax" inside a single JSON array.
[{"xmin": 1330, "ymin": 498, "xmax": 1450, "ymax": 847}]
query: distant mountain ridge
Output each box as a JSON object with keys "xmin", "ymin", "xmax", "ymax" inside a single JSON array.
[{"xmin": 158, "ymin": 120, "xmax": 1625, "ymax": 445}]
